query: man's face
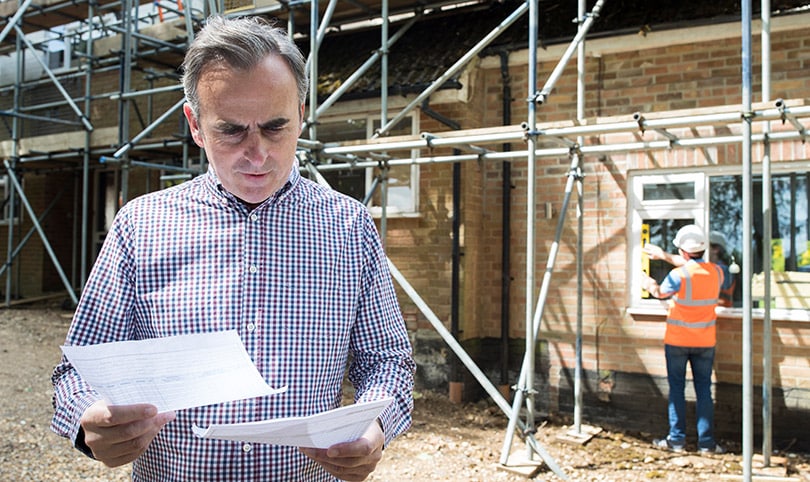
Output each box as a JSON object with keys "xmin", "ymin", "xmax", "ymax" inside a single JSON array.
[
  {"xmin": 184, "ymin": 54, "xmax": 304, "ymax": 205},
  {"xmin": 710, "ymin": 244, "xmax": 721, "ymax": 263}
]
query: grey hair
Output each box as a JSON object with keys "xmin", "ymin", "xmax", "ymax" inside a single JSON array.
[{"xmin": 181, "ymin": 16, "xmax": 308, "ymax": 117}]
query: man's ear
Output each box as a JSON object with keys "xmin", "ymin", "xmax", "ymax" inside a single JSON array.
[{"xmin": 183, "ymin": 103, "xmax": 204, "ymax": 148}]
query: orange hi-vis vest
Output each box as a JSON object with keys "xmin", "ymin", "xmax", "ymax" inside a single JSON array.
[{"xmin": 665, "ymin": 261, "xmax": 723, "ymax": 348}]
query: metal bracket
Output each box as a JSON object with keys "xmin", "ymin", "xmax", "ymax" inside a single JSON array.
[{"xmin": 633, "ymin": 112, "xmax": 646, "ymax": 134}]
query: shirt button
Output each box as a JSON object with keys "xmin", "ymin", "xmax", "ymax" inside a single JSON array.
[
  {"xmin": 247, "ymin": 322, "xmax": 256, "ymax": 332},
  {"xmin": 249, "ymin": 265, "xmax": 258, "ymax": 273},
  {"xmin": 250, "ymin": 214, "xmax": 258, "ymax": 221},
  {"xmin": 242, "ymin": 443, "xmax": 252, "ymax": 453}
]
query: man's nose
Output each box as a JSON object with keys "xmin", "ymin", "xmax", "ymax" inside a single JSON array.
[{"xmin": 243, "ymin": 130, "xmax": 271, "ymax": 162}]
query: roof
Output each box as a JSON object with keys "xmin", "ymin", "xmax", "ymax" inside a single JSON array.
[{"xmin": 300, "ymin": 0, "xmax": 810, "ymax": 100}]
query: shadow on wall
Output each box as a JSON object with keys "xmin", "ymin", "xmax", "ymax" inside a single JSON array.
[{"xmin": 715, "ymin": 382, "xmax": 810, "ymax": 452}]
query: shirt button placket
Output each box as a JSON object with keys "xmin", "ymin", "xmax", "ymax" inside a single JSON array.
[{"xmin": 247, "ymin": 213, "xmax": 260, "ymax": 335}]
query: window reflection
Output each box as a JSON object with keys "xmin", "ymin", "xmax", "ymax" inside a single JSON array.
[
  {"xmin": 710, "ymin": 172, "xmax": 810, "ymax": 308},
  {"xmin": 313, "ymin": 116, "xmax": 418, "ymax": 215},
  {"xmin": 641, "ymin": 218, "xmax": 693, "ymax": 299}
]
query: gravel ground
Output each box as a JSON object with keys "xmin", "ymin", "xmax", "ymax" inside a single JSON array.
[{"xmin": 2, "ymin": 303, "xmax": 809, "ymax": 481}]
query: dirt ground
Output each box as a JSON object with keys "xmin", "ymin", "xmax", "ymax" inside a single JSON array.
[{"xmin": 2, "ymin": 303, "xmax": 809, "ymax": 481}]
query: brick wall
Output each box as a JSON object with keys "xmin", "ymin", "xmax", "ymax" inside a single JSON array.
[
  {"xmin": 3, "ymin": 9, "xmax": 809, "ymax": 446},
  {"xmin": 0, "ymin": 70, "xmax": 181, "ymax": 143},
  {"xmin": 0, "ymin": 172, "xmax": 74, "ymax": 299},
  {"xmin": 397, "ymin": 21, "xmax": 810, "ymax": 445},
  {"xmin": 0, "ymin": 167, "xmax": 161, "ymax": 300}
]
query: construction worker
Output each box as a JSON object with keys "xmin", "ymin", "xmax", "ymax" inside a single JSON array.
[{"xmin": 641, "ymin": 224, "xmax": 727, "ymax": 454}]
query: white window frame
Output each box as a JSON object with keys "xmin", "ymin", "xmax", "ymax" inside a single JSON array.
[
  {"xmin": 628, "ymin": 165, "xmax": 810, "ymax": 321},
  {"xmin": 628, "ymin": 171, "xmax": 707, "ymax": 310},
  {"xmin": 319, "ymin": 113, "xmax": 421, "ymax": 217}
]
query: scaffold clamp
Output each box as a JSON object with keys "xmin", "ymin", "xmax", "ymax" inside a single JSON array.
[
  {"xmin": 633, "ymin": 112, "xmax": 646, "ymax": 134},
  {"xmin": 568, "ymin": 144, "xmax": 584, "ymax": 162}
]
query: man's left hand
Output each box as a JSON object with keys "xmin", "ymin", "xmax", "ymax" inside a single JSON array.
[{"xmin": 300, "ymin": 419, "xmax": 384, "ymax": 481}]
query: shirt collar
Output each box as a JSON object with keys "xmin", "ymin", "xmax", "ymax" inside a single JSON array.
[{"xmin": 203, "ymin": 165, "xmax": 300, "ymax": 209}]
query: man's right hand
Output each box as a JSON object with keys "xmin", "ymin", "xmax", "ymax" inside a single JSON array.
[
  {"xmin": 80, "ymin": 400, "xmax": 176, "ymax": 467},
  {"xmin": 642, "ymin": 243, "xmax": 666, "ymax": 260}
]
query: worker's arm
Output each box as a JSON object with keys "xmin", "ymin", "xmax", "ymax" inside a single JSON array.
[{"xmin": 643, "ymin": 243, "xmax": 686, "ymax": 267}]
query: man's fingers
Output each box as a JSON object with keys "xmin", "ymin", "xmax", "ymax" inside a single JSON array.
[
  {"xmin": 299, "ymin": 447, "xmax": 379, "ymax": 482},
  {"xmin": 299, "ymin": 417, "xmax": 384, "ymax": 480},
  {"xmin": 90, "ymin": 403, "xmax": 159, "ymax": 427},
  {"xmin": 81, "ymin": 401, "xmax": 175, "ymax": 466},
  {"xmin": 97, "ymin": 439, "xmax": 152, "ymax": 468},
  {"xmin": 326, "ymin": 437, "xmax": 376, "ymax": 458}
]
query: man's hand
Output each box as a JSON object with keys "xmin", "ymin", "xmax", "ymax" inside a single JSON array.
[
  {"xmin": 643, "ymin": 243, "xmax": 669, "ymax": 261},
  {"xmin": 640, "ymin": 274, "xmax": 655, "ymax": 292},
  {"xmin": 300, "ymin": 419, "xmax": 384, "ymax": 481},
  {"xmin": 641, "ymin": 273, "xmax": 663, "ymax": 298},
  {"xmin": 80, "ymin": 400, "xmax": 176, "ymax": 467},
  {"xmin": 643, "ymin": 243, "xmax": 686, "ymax": 267}
]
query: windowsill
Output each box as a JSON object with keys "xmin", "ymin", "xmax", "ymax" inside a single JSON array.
[
  {"xmin": 627, "ymin": 305, "xmax": 810, "ymax": 323},
  {"xmin": 367, "ymin": 207, "xmax": 421, "ymax": 219}
]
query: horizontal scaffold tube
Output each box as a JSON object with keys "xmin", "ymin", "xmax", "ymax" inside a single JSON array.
[
  {"xmin": 317, "ymin": 103, "xmax": 810, "ymax": 156},
  {"xmin": 308, "ymin": 128, "xmax": 810, "ymax": 171}
]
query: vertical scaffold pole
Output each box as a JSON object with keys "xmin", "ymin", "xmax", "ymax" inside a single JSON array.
[
  {"xmin": 573, "ymin": 0, "xmax": 586, "ymax": 434},
  {"xmin": 741, "ymin": 0, "xmax": 754, "ymax": 480},
  {"xmin": 521, "ymin": 0, "xmax": 539, "ymax": 461},
  {"xmin": 760, "ymin": 0, "xmax": 773, "ymax": 468},
  {"xmin": 500, "ymin": 1, "xmax": 605, "ymax": 474}
]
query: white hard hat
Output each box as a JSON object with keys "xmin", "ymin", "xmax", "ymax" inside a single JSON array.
[
  {"xmin": 709, "ymin": 231, "xmax": 727, "ymax": 251},
  {"xmin": 673, "ymin": 224, "xmax": 706, "ymax": 254}
]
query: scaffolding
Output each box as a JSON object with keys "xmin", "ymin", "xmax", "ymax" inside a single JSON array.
[{"xmin": 1, "ymin": 0, "xmax": 809, "ymax": 480}]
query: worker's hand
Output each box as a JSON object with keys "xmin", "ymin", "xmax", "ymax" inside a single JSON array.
[
  {"xmin": 641, "ymin": 273, "xmax": 663, "ymax": 298},
  {"xmin": 642, "ymin": 243, "xmax": 666, "ymax": 260},
  {"xmin": 80, "ymin": 400, "xmax": 175, "ymax": 467},
  {"xmin": 640, "ymin": 273, "xmax": 655, "ymax": 292},
  {"xmin": 300, "ymin": 419, "xmax": 384, "ymax": 481}
]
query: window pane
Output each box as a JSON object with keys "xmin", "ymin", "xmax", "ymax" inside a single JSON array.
[
  {"xmin": 708, "ymin": 175, "xmax": 743, "ymax": 307},
  {"xmin": 641, "ymin": 218, "xmax": 694, "ymax": 299},
  {"xmin": 709, "ymin": 171, "xmax": 810, "ymax": 308},
  {"xmin": 315, "ymin": 118, "xmax": 368, "ymax": 202},
  {"xmin": 371, "ymin": 118, "xmax": 415, "ymax": 212},
  {"xmin": 771, "ymin": 173, "xmax": 809, "ymax": 272},
  {"xmin": 319, "ymin": 118, "xmax": 367, "ymax": 142},
  {"xmin": 710, "ymin": 173, "xmax": 810, "ymax": 273},
  {"xmin": 642, "ymin": 182, "xmax": 695, "ymax": 201},
  {"xmin": 796, "ymin": 174, "xmax": 810, "ymax": 271},
  {"xmin": 315, "ymin": 116, "xmax": 417, "ymax": 213}
]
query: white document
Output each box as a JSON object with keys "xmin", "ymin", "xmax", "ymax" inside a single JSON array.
[
  {"xmin": 61, "ymin": 330, "xmax": 286, "ymax": 413},
  {"xmin": 192, "ymin": 397, "xmax": 394, "ymax": 449}
]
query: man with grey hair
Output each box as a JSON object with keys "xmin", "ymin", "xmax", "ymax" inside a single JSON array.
[{"xmin": 52, "ymin": 16, "xmax": 415, "ymax": 481}]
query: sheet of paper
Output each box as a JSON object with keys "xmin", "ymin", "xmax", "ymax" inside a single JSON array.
[
  {"xmin": 61, "ymin": 330, "xmax": 286, "ymax": 413},
  {"xmin": 192, "ymin": 397, "xmax": 393, "ymax": 448}
]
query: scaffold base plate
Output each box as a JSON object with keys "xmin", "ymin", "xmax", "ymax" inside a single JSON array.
[
  {"xmin": 716, "ymin": 453, "xmax": 793, "ymax": 480},
  {"xmin": 555, "ymin": 424, "xmax": 603, "ymax": 446},
  {"xmin": 497, "ymin": 453, "xmax": 545, "ymax": 478}
]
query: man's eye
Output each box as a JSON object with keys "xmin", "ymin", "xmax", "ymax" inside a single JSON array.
[
  {"xmin": 261, "ymin": 125, "xmax": 285, "ymax": 134},
  {"xmin": 222, "ymin": 127, "xmax": 245, "ymax": 136}
]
